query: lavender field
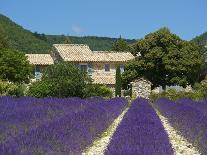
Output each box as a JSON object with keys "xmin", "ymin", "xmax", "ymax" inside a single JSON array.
[
  {"xmin": 155, "ymin": 98, "xmax": 207, "ymax": 154},
  {"xmin": 105, "ymin": 98, "xmax": 174, "ymax": 155},
  {"xmin": 0, "ymin": 96, "xmax": 127, "ymax": 154},
  {"xmin": 0, "ymin": 96, "xmax": 207, "ymax": 154}
]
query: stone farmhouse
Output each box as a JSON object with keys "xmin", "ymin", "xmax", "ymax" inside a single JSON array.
[{"xmin": 26, "ymin": 44, "xmax": 135, "ymax": 87}]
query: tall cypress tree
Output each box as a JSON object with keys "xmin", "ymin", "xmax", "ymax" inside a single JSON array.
[{"xmin": 115, "ymin": 64, "xmax": 122, "ymax": 97}]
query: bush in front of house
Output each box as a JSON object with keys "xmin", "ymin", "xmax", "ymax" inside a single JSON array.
[
  {"xmin": 27, "ymin": 62, "xmax": 113, "ymax": 98},
  {"xmin": 0, "ymin": 48, "xmax": 33, "ymax": 83},
  {"xmin": 149, "ymin": 88, "xmax": 204, "ymax": 102},
  {"xmin": 83, "ymin": 84, "xmax": 113, "ymax": 98},
  {"xmin": 27, "ymin": 80, "xmax": 54, "ymax": 98},
  {"xmin": 0, "ymin": 80, "xmax": 25, "ymax": 97},
  {"xmin": 28, "ymin": 62, "xmax": 91, "ymax": 98}
]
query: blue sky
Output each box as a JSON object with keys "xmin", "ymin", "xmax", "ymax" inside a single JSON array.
[{"xmin": 0, "ymin": 0, "xmax": 206, "ymax": 40}]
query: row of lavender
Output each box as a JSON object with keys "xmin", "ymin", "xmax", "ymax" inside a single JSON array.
[
  {"xmin": 105, "ymin": 98, "xmax": 174, "ymax": 155},
  {"xmin": 155, "ymin": 98, "xmax": 207, "ymax": 154},
  {"xmin": 0, "ymin": 96, "xmax": 128, "ymax": 154}
]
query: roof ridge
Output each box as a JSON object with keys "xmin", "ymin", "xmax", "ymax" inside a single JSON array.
[
  {"xmin": 53, "ymin": 44, "xmax": 89, "ymax": 47},
  {"xmin": 93, "ymin": 51, "xmax": 131, "ymax": 53}
]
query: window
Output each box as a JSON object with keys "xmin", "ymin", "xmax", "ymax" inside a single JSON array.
[
  {"xmin": 88, "ymin": 63, "xmax": 93, "ymax": 75},
  {"xmin": 35, "ymin": 65, "xmax": 41, "ymax": 80},
  {"xmin": 80, "ymin": 64, "xmax": 88, "ymax": 72},
  {"xmin": 120, "ymin": 64, "xmax": 124, "ymax": 74},
  {"xmin": 105, "ymin": 64, "xmax": 110, "ymax": 72},
  {"xmin": 35, "ymin": 65, "xmax": 40, "ymax": 72}
]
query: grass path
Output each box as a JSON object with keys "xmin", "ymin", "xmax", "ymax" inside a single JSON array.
[
  {"xmin": 156, "ymin": 111, "xmax": 201, "ymax": 155},
  {"xmin": 82, "ymin": 107, "xmax": 129, "ymax": 155}
]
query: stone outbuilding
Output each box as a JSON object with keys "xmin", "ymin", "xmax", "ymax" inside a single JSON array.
[{"xmin": 130, "ymin": 78, "xmax": 152, "ymax": 99}]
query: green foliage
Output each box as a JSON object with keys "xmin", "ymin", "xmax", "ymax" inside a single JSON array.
[
  {"xmin": 0, "ymin": 80, "xmax": 24, "ymax": 96},
  {"xmin": 193, "ymin": 77, "xmax": 207, "ymax": 97},
  {"xmin": 0, "ymin": 26, "xmax": 9, "ymax": 49},
  {"xmin": 0, "ymin": 80, "xmax": 17, "ymax": 96},
  {"xmin": 28, "ymin": 62, "xmax": 91, "ymax": 98},
  {"xmin": 46, "ymin": 35, "xmax": 135, "ymax": 51},
  {"xmin": 149, "ymin": 89, "xmax": 204, "ymax": 102},
  {"xmin": 124, "ymin": 27, "xmax": 204, "ymax": 88},
  {"xmin": 0, "ymin": 14, "xmax": 51, "ymax": 53},
  {"xmin": 27, "ymin": 80, "xmax": 54, "ymax": 98},
  {"xmin": 0, "ymin": 48, "xmax": 33, "ymax": 83},
  {"xmin": 83, "ymin": 84, "xmax": 113, "ymax": 98},
  {"xmin": 191, "ymin": 31, "xmax": 207, "ymax": 46},
  {"xmin": 115, "ymin": 65, "xmax": 122, "ymax": 97},
  {"xmin": 112, "ymin": 36, "xmax": 131, "ymax": 51},
  {"xmin": 122, "ymin": 59, "xmax": 145, "ymax": 89},
  {"xmin": 63, "ymin": 37, "xmax": 73, "ymax": 44}
]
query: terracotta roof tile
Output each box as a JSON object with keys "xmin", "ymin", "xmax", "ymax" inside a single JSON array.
[
  {"xmin": 26, "ymin": 54, "xmax": 54, "ymax": 65},
  {"xmin": 91, "ymin": 75, "xmax": 115, "ymax": 85},
  {"xmin": 53, "ymin": 44, "xmax": 135, "ymax": 62}
]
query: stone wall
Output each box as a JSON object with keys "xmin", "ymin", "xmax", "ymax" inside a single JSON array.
[
  {"xmin": 130, "ymin": 78, "xmax": 152, "ymax": 99},
  {"xmin": 92, "ymin": 63, "xmax": 116, "ymax": 77}
]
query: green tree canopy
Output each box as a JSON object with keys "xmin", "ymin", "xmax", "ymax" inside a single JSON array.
[
  {"xmin": 112, "ymin": 36, "xmax": 131, "ymax": 52},
  {"xmin": 123, "ymin": 28, "xmax": 204, "ymax": 89},
  {"xmin": 28, "ymin": 62, "xmax": 92, "ymax": 98},
  {"xmin": 63, "ymin": 37, "xmax": 73, "ymax": 44},
  {"xmin": 0, "ymin": 48, "xmax": 32, "ymax": 83},
  {"xmin": 0, "ymin": 26, "xmax": 8, "ymax": 49}
]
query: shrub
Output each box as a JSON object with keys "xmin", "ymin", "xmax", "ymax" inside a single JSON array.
[
  {"xmin": 0, "ymin": 48, "xmax": 33, "ymax": 83},
  {"xmin": 83, "ymin": 84, "xmax": 113, "ymax": 98},
  {"xmin": 0, "ymin": 80, "xmax": 25, "ymax": 96},
  {"xmin": 27, "ymin": 80, "xmax": 54, "ymax": 98},
  {"xmin": 149, "ymin": 88, "xmax": 204, "ymax": 102},
  {"xmin": 28, "ymin": 62, "xmax": 93, "ymax": 98}
]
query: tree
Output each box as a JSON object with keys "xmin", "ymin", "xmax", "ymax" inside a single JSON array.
[
  {"xmin": 83, "ymin": 84, "xmax": 112, "ymax": 98},
  {"xmin": 28, "ymin": 62, "xmax": 92, "ymax": 98},
  {"xmin": 0, "ymin": 48, "xmax": 33, "ymax": 83},
  {"xmin": 115, "ymin": 64, "xmax": 122, "ymax": 96},
  {"xmin": 112, "ymin": 36, "xmax": 131, "ymax": 52},
  {"xmin": 0, "ymin": 26, "xmax": 8, "ymax": 49},
  {"xmin": 123, "ymin": 28, "xmax": 204, "ymax": 89},
  {"xmin": 63, "ymin": 37, "xmax": 73, "ymax": 44}
]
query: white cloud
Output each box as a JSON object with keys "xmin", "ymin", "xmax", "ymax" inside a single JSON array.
[{"xmin": 72, "ymin": 25, "xmax": 83, "ymax": 34}]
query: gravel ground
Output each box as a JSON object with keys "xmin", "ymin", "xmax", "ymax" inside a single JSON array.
[
  {"xmin": 82, "ymin": 107, "xmax": 129, "ymax": 155},
  {"xmin": 157, "ymin": 111, "xmax": 201, "ymax": 155}
]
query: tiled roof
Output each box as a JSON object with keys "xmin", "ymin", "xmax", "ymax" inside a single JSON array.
[
  {"xmin": 91, "ymin": 75, "xmax": 115, "ymax": 85},
  {"xmin": 26, "ymin": 54, "xmax": 54, "ymax": 65},
  {"xmin": 53, "ymin": 44, "xmax": 135, "ymax": 62},
  {"xmin": 53, "ymin": 44, "xmax": 94, "ymax": 62},
  {"xmin": 92, "ymin": 52, "xmax": 134, "ymax": 62}
]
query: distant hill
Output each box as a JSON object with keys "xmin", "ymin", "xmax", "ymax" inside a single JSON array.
[
  {"xmin": 0, "ymin": 14, "xmax": 136, "ymax": 53},
  {"xmin": 0, "ymin": 14, "xmax": 51, "ymax": 53},
  {"xmin": 191, "ymin": 32, "xmax": 207, "ymax": 47},
  {"xmin": 46, "ymin": 35, "xmax": 136, "ymax": 51}
]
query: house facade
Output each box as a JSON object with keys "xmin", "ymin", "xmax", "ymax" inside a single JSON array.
[
  {"xmin": 26, "ymin": 44, "xmax": 135, "ymax": 86},
  {"xmin": 25, "ymin": 54, "xmax": 54, "ymax": 80}
]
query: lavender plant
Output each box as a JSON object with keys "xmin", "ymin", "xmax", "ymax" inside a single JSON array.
[
  {"xmin": 155, "ymin": 97, "xmax": 207, "ymax": 154},
  {"xmin": 105, "ymin": 98, "xmax": 173, "ymax": 155},
  {"xmin": 0, "ymin": 96, "xmax": 127, "ymax": 154}
]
